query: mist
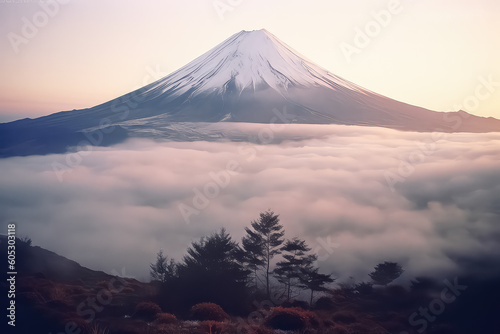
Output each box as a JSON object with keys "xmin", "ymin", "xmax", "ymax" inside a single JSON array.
[{"xmin": 1, "ymin": 123, "xmax": 499, "ymax": 282}]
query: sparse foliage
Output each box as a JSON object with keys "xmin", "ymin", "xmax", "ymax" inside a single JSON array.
[
  {"xmin": 299, "ymin": 266, "xmax": 334, "ymax": 305},
  {"xmin": 242, "ymin": 210, "xmax": 285, "ymax": 298},
  {"xmin": 274, "ymin": 238, "xmax": 316, "ymax": 301},
  {"xmin": 236, "ymin": 225, "xmax": 265, "ymax": 290}
]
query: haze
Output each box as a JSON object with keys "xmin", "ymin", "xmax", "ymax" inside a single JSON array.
[{"xmin": 1, "ymin": 124, "xmax": 499, "ymax": 281}]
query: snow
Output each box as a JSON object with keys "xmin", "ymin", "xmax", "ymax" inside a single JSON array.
[{"xmin": 138, "ymin": 29, "xmax": 369, "ymax": 99}]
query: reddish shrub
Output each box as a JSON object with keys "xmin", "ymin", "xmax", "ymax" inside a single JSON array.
[
  {"xmin": 190, "ymin": 302, "xmax": 229, "ymax": 321},
  {"xmin": 304, "ymin": 310, "xmax": 321, "ymax": 328},
  {"xmin": 134, "ymin": 301, "xmax": 162, "ymax": 319},
  {"xmin": 265, "ymin": 307, "xmax": 309, "ymax": 330},
  {"xmin": 155, "ymin": 312, "xmax": 177, "ymax": 325}
]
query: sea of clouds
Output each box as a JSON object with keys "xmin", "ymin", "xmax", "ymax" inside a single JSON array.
[{"xmin": 1, "ymin": 123, "xmax": 499, "ymax": 283}]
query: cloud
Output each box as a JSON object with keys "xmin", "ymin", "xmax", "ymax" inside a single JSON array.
[{"xmin": 1, "ymin": 124, "xmax": 499, "ymax": 282}]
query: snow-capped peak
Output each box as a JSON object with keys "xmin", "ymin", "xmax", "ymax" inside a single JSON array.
[{"xmin": 140, "ymin": 29, "xmax": 366, "ymax": 98}]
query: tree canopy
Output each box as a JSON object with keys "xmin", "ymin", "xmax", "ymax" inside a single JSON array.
[{"xmin": 369, "ymin": 261, "xmax": 404, "ymax": 286}]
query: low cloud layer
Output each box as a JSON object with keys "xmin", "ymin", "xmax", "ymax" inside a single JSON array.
[{"xmin": 1, "ymin": 124, "xmax": 499, "ymax": 282}]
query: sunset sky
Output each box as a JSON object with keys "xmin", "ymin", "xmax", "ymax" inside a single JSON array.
[{"xmin": 0, "ymin": 0, "xmax": 499, "ymax": 122}]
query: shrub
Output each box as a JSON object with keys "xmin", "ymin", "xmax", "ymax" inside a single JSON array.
[
  {"xmin": 314, "ymin": 296, "xmax": 336, "ymax": 310},
  {"xmin": 332, "ymin": 311, "xmax": 357, "ymax": 324},
  {"xmin": 134, "ymin": 301, "xmax": 162, "ymax": 319},
  {"xmin": 265, "ymin": 307, "xmax": 310, "ymax": 331},
  {"xmin": 304, "ymin": 310, "xmax": 321, "ymax": 328},
  {"xmin": 154, "ymin": 312, "xmax": 177, "ymax": 325},
  {"xmin": 190, "ymin": 302, "xmax": 229, "ymax": 321}
]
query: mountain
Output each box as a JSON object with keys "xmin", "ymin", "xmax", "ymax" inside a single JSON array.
[
  {"xmin": 1, "ymin": 29, "xmax": 499, "ymax": 157},
  {"xmin": 0, "ymin": 235, "xmax": 111, "ymax": 282},
  {"xmin": 0, "ymin": 236, "xmax": 150, "ymax": 334}
]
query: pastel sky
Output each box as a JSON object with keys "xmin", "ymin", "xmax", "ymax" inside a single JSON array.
[{"xmin": 0, "ymin": 0, "xmax": 499, "ymax": 122}]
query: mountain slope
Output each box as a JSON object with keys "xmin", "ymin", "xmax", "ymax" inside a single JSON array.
[{"xmin": 1, "ymin": 29, "xmax": 500, "ymax": 157}]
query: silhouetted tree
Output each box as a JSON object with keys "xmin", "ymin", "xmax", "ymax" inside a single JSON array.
[
  {"xmin": 19, "ymin": 236, "xmax": 32, "ymax": 246},
  {"xmin": 274, "ymin": 238, "xmax": 316, "ymax": 301},
  {"xmin": 299, "ymin": 266, "xmax": 334, "ymax": 306},
  {"xmin": 369, "ymin": 261, "xmax": 404, "ymax": 286},
  {"xmin": 236, "ymin": 225, "xmax": 265, "ymax": 290},
  {"xmin": 242, "ymin": 210, "xmax": 285, "ymax": 298},
  {"xmin": 167, "ymin": 228, "xmax": 250, "ymax": 314},
  {"xmin": 150, "ymin": 250, "xmax": 177, "ymax": 283}
]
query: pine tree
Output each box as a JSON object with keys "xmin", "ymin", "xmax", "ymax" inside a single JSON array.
[
  {"xmin": 150, "ymin": 250, "xmax": 177, "ymax": 283},
  {"xmin": 299, "ymin": 266, "xmax": 334, "ymax": 305},
  {"xmin": 174, "ymin": 228, "xmax": 251, "ymax": 313},
  {"xmin": 274, "ymin": 238, "xmax": 316, "ymax": 301},
  {"xmin": 241, "ymin": 210, "xmax": 285, "ymax": 298},
  {"xmin": 236, "ymin": 227, "xmax": 265, "ymax": 290},
  {"xmin": 369, "ymin": 261, "xmax": 404, "ymax": 286}
]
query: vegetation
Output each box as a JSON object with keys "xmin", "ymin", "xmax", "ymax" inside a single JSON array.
[
  {"xmin": 369, "ymin": 261, "xmax": 404, "ymax": 286},
  {"xmin": 190, "ymin": 302, "xmax": 230, "ymax": 321},
  {"xmin": 154, "ymin": 312, "xmax": 177, "ymax": 325},
  {"xmin": 265, "ymin": 307, "xmax": 309, "ymax": 330},
  {"xmin": 134, "ymin": 301, "xmax": 162, "ymax": 320},
  {"xmin": 274, "ymin": 237, "xmax": 316, "ymax": 301},
  {"xmin": 299, "ymin": 266, "xmax": 336, "ymax": 305},
  {"xmin": 240, "ymin": 210, "xmax": 285, "ymax": 298},
  {"xmin": 149, "ymin": 250, "xmax": 176, "ymax": 283},
  {"xmin": 11, "ymin": 215, "xmax": 500, "ymax": 334}
]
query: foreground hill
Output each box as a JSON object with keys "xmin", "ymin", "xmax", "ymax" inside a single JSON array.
[{"xmin": 1, "ymin": 236, "xmax": 499, "ymax": 333}]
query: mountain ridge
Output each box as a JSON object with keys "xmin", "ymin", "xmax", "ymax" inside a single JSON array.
[{"xmin": 1, "ymin": 29, "xmax": 500, "ymax": 157}]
